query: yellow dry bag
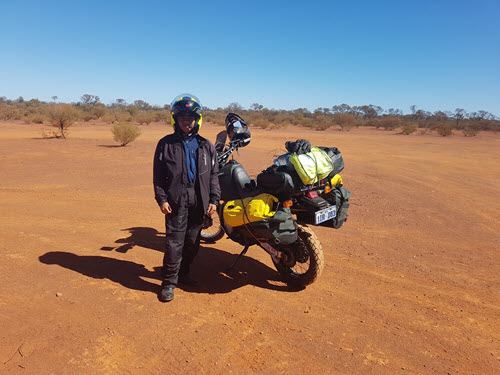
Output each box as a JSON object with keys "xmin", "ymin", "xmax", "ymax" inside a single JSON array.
[{"xmin": 223, "ymin": 193, "xmax": 278, "ymax": 227}]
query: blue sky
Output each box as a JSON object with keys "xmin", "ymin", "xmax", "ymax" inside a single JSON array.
[{"xmin": 1, "ymin": 0, "xmax": 499, "ymax": 115}]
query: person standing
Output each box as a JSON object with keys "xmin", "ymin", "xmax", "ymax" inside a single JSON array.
[{"xmin": 153, "ymin": 94, "xmax": 220, "ymax": 302}]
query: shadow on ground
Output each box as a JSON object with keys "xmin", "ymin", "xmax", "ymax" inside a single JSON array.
[{"xmin": 39, "ymin": 227, "xmax": 300, "ymax": 296}]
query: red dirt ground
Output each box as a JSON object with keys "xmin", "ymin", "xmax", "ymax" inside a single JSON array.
[{"xmin": 0, "ymin": 121, "xmax": 499, "ymax": 375}]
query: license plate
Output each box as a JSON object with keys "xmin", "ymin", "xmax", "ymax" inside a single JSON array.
[{"xmin": 315, "ymin": 206, "xmax": 337, "ymax": 225}]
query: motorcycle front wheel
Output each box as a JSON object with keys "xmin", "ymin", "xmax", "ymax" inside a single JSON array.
[
  {"xmin": 200, "ymin": 212, "xmax": 224, "ymax": 242},
  {"xmin": 272, "ymin": 225, "xmax": 324, "ymax": 287}
]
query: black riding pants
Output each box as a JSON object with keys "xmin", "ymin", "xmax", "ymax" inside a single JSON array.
[{"xmin": 162, "ymin": 186, "xmax": 204, "ymax": 287}]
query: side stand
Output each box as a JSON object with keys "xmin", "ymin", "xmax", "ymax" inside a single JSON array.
[{"xmin": 224, "ymin": 245, "xmax": 250, "ymax": 273}]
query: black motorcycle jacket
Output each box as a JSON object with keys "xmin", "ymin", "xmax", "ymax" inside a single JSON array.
[{"xmin": 153, "ymin": 131, "xmax": 220, "ymax": 211}]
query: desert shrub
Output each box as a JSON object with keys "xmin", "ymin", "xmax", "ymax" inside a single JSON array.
[
  {"xmin": 365, "ymin": 118, "xmax": 381, "ymax": 128},
  {"xmin": 435, "ymin": 123, "xmax": 453, "ymax": 137},
  {"xmin": 48, "ymin": 104, "xmax": 79, "ymax": 138},
  {"xmin": 135, "ymin": 111, "xmax": 156, "ymax": 125},
  {"xmin": 101, "ymin": 112, "xmax": 116, "ymax": 124},
  {"xmin": 111, "ymin": 122, "xmax": 142, "ymax": 146},
  {"xmin": 461, "ymin": 122, "xmax": 480, "ymax": 137},
  {"xmin": 290, "ymin": 112, "xmax": 306, "ymax": 126},
  {"xmin": 127, "ymin": 106, "xmax": 139, "ymax": 116},
  {"xmin": 273, "ymin": 113, "xmax": 293, "ymax": 125},
  {"xmin": 400, "ymin": 122, "xmax": 418, "ymax": 135},
  {"xmin": 92, "ymin": 104, "xmax": 106, "ymax": 119},
  {"xmin": 78, "ymin": 104, "xmax": 106, "ymax": 122},
  {"xmin": 295, "ymin": 117, "xmax": 314, "ymax": 128},
  {"xmin": 462, "ymin": 127, "xmax": 478, "ymax": 137},
  {"xmin": 102, "ymin": 110, "xmax": 132, "ymax": 124},
  {"xmin": 204, "ymin": 111, "xmax": 226, "ymax": 125},
  {"xmin": 24, "ymin": 113, "xmax": 46, "ymax": 124},
  {"xmin": 379, "ymin": 116, "xmax": 401, "ymax": 130},
  {"xmin": 252, "ymin": 117, "xmax": 270, "ymax": 129},
  {"xmin": 314, "ymin": 121, "xmax": 332, "ymax": 131},
  {"xmin": 333, "ymin": 113, "xmax": 356, "ymax": 131},
  {"xmin": 80, "ymin": 110, "xmax": 95, "ymax": 122},
  {"xmin": 311, "ymin": 114, "xmax": 335, "ymax": 131},
  {"xmin": 0, "ymin": 106, "xmax": 21, "ymax": 120},
  {"xmin": 115, "ymin": 111, "xmax": 132, "ymax": 123},
  {"xmin": 154, "ymin": 110, "xmax": 170, "ymax": 123}
]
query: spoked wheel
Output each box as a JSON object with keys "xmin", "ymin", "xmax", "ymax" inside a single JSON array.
[
  {"xmin": 200, "ymin": 212, "xmax": 224, "ymax": 242},
  {"xmin": 272, "ymin": 225, "xmax": 324, "ymax": 287}
]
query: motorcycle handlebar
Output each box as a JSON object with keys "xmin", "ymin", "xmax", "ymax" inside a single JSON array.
[{"xmin": 217, "ymin": 137, "xmax": 252, "ymax": 165}]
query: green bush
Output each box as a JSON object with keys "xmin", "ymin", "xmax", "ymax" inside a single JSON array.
[{"xmin": 111, "ymin": 122, "xmax": 142, "ymax": 146}]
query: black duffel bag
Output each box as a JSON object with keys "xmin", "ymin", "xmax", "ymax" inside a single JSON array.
[{"xmin": 257, "ymin": 165, "xmax": 297, "ymax": 198}]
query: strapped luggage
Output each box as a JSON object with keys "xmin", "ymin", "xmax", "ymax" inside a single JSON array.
[
  {"xmin": 318, "ymin": 146, "xmax": 344, "ymax": 176},
  {"xmin": 324, "ymin": 186, "xmax": 351, "ymax": 229},
  {"xmin": 223, "ymin": 193, "xmax": 279, "ymax": 227},
  {"xmin": 257, "ymin": 166, "xmax": 296, "ymax": 198},
  {"xmin": 248, "ymin": 209, "xmax": 298, "ymax": 245},
  {"xmin": 288, "ymin": 147, "xmax": 334, "ymax": 185}
]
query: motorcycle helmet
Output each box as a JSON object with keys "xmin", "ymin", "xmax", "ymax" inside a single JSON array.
[
  {"xmin": 225, "ymin": 113, "xmax": 251, "ymax": 145},
  {"xmin": 170, "ymin": 93, "xmax": 203, "ymax": 133}
]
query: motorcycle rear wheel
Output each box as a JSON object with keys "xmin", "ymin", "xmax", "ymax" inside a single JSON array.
[
  {"xmin": 272, "ymin": 225, "xmax": 324, "ymax": 287},
  {"xmin": 200, "ymin": 212, "xmax": 224, "ymax": 242}
]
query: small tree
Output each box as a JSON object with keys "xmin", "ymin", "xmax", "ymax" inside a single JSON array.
[
  {"xmin": 250, "ymin": 103, "xmax": 264, "ymax": 111},
  {"xmin": 48, "ymin": 104, "xmax": 78, "ymax": 138},
  {"xmin": 133, "ymin": 99, "xmax": 151, "ymax": 111},
  {"xmin": 225, "ymin": 102, "xmax": 244, "ymax": 113},
  {"xmin": 111, "ymin": 122, "xmax": 142, "ymax": 146}
]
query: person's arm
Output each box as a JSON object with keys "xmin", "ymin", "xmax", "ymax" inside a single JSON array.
[{"xmin": 153, "ymin": 140, "xmax": 170, "ymax": 213}]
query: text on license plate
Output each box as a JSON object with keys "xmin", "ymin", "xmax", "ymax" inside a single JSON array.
[{"xmin": 315, "ymin": 206, "xmax": 337, "ymax": 225}]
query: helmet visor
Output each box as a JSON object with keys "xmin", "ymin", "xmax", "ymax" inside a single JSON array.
[{"xmin": 171, "ymin": 93, "xmax": 201, "ymax": 109}]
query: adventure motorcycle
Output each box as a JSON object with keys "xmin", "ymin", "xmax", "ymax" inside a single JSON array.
[{"xmin": 201, "ymin": 114, "xmax": 350, "ymax": 287}]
